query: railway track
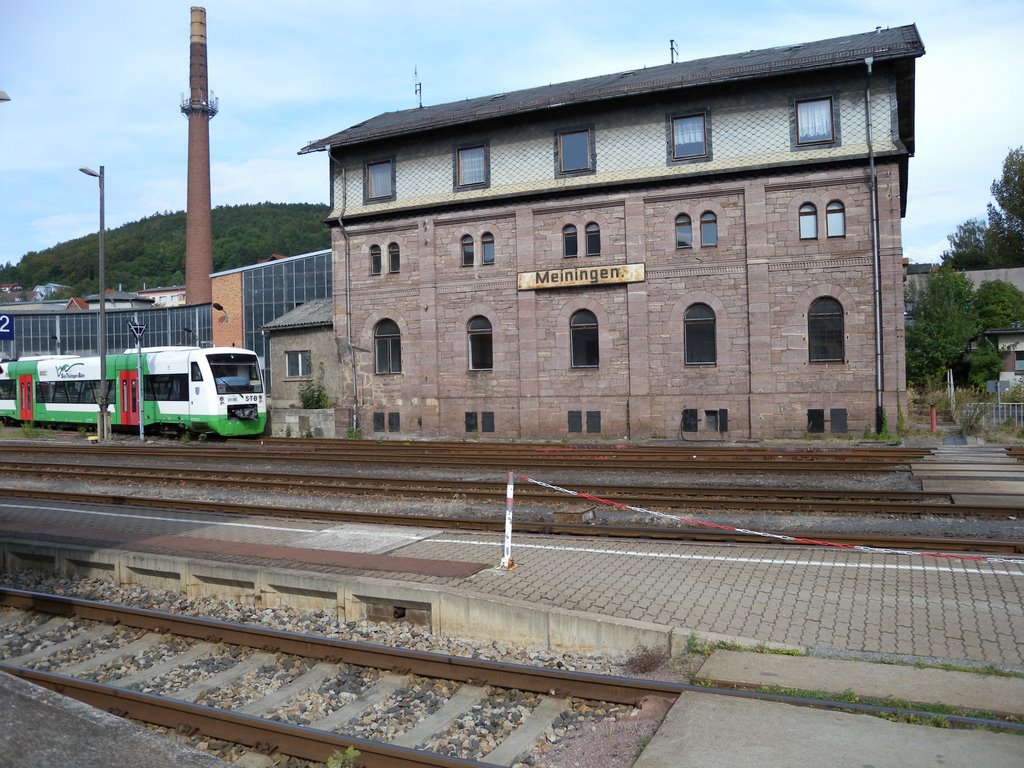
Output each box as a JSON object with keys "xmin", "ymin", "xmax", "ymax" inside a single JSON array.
[
  {"xmin": 1, "ymin": 486, "xmax": 1021, "ymax": 557},
  {"xmin": 2, "ymin": 589, "xmax": 1018, "ymax": 768},
  {"xmin": 0, "ymin": 439, "xmax": 937, "ymax": 473},
  {"xmin": 0, "ymin": 449, "xmax": 1018, "ymax": 518}
]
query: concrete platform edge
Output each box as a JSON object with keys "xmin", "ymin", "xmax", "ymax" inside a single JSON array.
[{"xmin": 0, "ymin": 538, "xmax": 796, "ymax": 657}]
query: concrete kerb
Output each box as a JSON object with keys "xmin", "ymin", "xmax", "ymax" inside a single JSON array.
[{"xmin": 670, "ymin": 627, "xmax": 804, "ymax": 657}]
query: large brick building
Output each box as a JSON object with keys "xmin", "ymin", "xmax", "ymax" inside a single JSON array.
[{"xmin": 300, "ymin": 26, "xmax": 923, "ymax": 440}]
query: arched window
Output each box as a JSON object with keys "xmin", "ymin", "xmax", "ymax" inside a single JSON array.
[
  {"xmin": 563, "ymin": 225, "xmax": 578, "ymax": 258},
  {"xmin": 675, "ymin": 214, "xmax": 692, "ymax": 249},
  {"xmin": 808, "ymin": 297, "xmax": 844, "ymax": 362},
  {"xmin": 570, "ymin": 310, "xmax": 599, "ymax": 368},
  {"xmin": 467, "ymin": 316, "xmax": 493, "ymax": 370},
  {"xmin": 684, "ymin": 303, "xmax": 716, "ymax": 365},
  {"xmin": 461, "ymin": 235, "xmax": 474, "ymax": 267},
  {"xmin": 826, "ymin": 201, "xmax": 846, "ymax": 238},
  {"xmin": 369, "ymin": 245, "xmax": 382, "ymax": 275},
  {"xmin": 700, "ymin": 212, "xmax": 718, "ymax": 247},
  {"xmin": 481, "ymin": 232, "xmax": 495, "ymax": 265},
  {"xmin": 388, "ymin": 242, "xmax": 400, "ymax": 273},
  {"xmin": 374, "ymin": 319, "xmax": 402, "ymax": 374},
  {"xmin": 799, "ymin": 203, "xmax": 817, "ymax": 240},
  {"xmin": 585, "ymin": 222, "xmax": 601, "ymax": 256}
]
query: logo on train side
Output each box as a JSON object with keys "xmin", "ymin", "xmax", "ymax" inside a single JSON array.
[{"xmin": 55, "ymin": 362, "xmax": 86, "ymax": 380}]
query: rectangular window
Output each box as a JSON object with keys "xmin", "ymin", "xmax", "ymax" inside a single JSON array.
[
  {"xmin": 481, "ymin": 411, "xmax": 495, "ymax": 433},
  {"xmin": 456, "ymin": 145, "xmax": 487, "ymax": 188},
  {"xmin": 704, "ymin": 410, "xmax": 719, "ymax": 432},
  {"xmin": 568, "ymin": 410, "xmax": 583, "ymax": 433},
  {"xmin": 465, "ymin": 412, "xmax": 479, "ymax": 432},
  {"xmin": 672, "ymin": 114, "xmax": 706, "ymax": 159},
  {"xmin": 807, "ymin": 408, "xmax": 825, "ymax": 434},
  {"xmin": 830, "ymin": 408, "xmax": 848, "ymax": 434},
  {"xmin": 586, "ymin": 410, "xmax": 601, "ymax": 434},
  {"xmin": 796, "ymin": 98, "xmax": 834, "ymax": 145},
  {"xmin": 286, "ymin": 350, "xmax": 311, "ymax": 377},
  {"xmin": 1016, "ymin": 351, "xmax": 1024, "ymax": 372},
  {"xmin": 372, "ymin": 412, "xmax": 385, "ymax": 432},
  {"xmin": 557, "ymin": 128, "xmax": 593, "ymax": 174},
  {"xmin": 387, "ymin": 412, "xmax": 401, "ymax": 432},
  {"xmin": 682, "ymin": 409, "xmax": 698, "ymax": 432},
  {"xmin": 366, "ymin": 159, "xmax": 394, "ymax": 200}
]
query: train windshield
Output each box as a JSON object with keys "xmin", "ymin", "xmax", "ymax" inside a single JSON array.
[{"xmin": 208, "ymin": 353, "xmax": 263, "ymax": 394}]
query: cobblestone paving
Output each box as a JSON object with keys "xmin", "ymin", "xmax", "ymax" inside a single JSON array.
[{"xmin": 393, "ymin": 533, "xmax": 1024, "ymax": 668}]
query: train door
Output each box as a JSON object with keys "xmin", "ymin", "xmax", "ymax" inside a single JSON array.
[
  {"xmin": 18, "ymin": 375, "xmax": 33, "ymax": 421},
  {"xmin": 119, "ymin": 369, "xmax": 139, "ymax": 427}
]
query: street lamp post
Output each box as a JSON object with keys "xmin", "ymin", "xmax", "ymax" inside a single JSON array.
[{"xmin": 80, "ymin": 165, "xmax": 107, "ymax": 441}]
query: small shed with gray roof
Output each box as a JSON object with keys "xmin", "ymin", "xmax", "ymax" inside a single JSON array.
[{"xmin": 262, "ymin": 297, "xmax": 342, "ymax": 435}]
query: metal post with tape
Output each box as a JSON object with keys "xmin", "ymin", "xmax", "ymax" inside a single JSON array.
[{"xmin": 499, "ymin": 471, "xmax": 515, "ymax": 571}]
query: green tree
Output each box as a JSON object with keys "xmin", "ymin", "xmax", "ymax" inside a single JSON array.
[
  {"xmin": 967, "ymin": 338, "xmax": 1004, "ymax": 388},
  {"xmin": 940, "ymin": 218, "xmax": 988, "ymax": 269},
  {"xmin": 973, "ymin": 280, "xmax": 1024, "ymax": 331},
  {"xmin": 941, "ymin": 147, "xmax": 1024, "ymax": 269},
  {"xmin": 905, "ymin": 268, "xmax": 978, "ymax": 386},
  {"xmin": 2, "ymin": 202, "xmax": 329, "ymax": 297}
]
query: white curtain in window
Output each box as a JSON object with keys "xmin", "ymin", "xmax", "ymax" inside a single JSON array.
[
  {"xmin": 798, "ymin": 99, "xmax": 831, "ymax": 142},
  {"xmin": 369, "ymin": 162, "xmax": 391, "ymax": 197},
  {"xmin": 798, "ymin": 100, "xmax": 832, "ymax": 141},
  {"xmin": 674, "ymin": 116, "xmax": 703, "ymax": 147},
  {"xmin": 460, "ymin": 148, "xmax": 485, "ymax": 185}
]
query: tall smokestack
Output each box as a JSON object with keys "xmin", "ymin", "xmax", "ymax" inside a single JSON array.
[{"xmin": 181, "ymin": 6, "xmax": 217, "ymax": 306}]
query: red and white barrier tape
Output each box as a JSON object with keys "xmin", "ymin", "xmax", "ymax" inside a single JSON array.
[{"xmin": 512, "ymin": 473, "xmax": 1024, "ymax": 566}]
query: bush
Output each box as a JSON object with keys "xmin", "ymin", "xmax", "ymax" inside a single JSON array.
[{"xmin": 299, "ymin": 363, "xmax": 330, "ymax": 409}]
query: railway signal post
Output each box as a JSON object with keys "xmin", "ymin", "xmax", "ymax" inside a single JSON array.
[{"xmin": 129, "ymin": 316, "xmax": 146, "ymax": 442}]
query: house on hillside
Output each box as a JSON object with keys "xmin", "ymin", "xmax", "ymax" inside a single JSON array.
[
  {"xmin": 299, "ymin": 25, "xmax": 924, "ymax": 440},
  {"xmin": 138, "ymin": 285, "xmax": 186, "ymax": 308}
]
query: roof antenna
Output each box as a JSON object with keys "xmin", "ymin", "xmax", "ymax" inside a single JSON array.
[
  {"xmin": 414, "ymin": 66, "xmax": 423, "ymax": 108},
  {"xmin": 670, "ymin": 39, "xmax": 678, "ymax": 64}
]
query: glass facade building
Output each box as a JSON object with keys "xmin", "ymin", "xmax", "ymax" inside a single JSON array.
[
  {"xmin": 0, "ymin": 304, "xmax": 213, "ymax": 360},
  {"xmin": 239, "ymin": 249, "xmax": 333, "ymax": 391}
]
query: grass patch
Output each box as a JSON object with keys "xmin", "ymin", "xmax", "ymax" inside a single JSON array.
[
  {"xmin": 914, "ymin": 661, "xmax": 1024, "ymax": 680},
  {"xmin": 684, "ymin": 632, "xmax": 803, "ymax": 657},
  {"xmin": 750, "ymin": 684, "xmax": 1023, "ymax": 732}
]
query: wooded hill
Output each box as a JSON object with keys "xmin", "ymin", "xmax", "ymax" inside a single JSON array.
[{"xmin": 0, "ymin": 202, "xmax": 331, "ymax": 298}]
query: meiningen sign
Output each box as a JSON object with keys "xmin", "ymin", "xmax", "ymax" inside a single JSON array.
[{"xmin": 517, "ymin": 263, "xmax": 645, "ymax": 291}]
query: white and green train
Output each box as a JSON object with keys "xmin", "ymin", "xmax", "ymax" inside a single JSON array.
[{"xmin": 0, "ymin": 346, "xmax": 267, "ymax": 437}]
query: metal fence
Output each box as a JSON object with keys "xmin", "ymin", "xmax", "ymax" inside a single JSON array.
[{"xmin": 961, "ymin": 402, "xmax": 1024, "ymax": 428}]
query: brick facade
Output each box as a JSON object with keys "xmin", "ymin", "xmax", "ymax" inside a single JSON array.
[{"xmin": 306, "ymin": 27, "xmax": 921, "ymax": 440}]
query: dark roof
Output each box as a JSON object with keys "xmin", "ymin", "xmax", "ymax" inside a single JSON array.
[
  {"xmin": 262, "ymin": 297, "xmax": 333, "ymax": 332},
  {"xmin": 302, "ymin": 25, "xmax": 923, "ymax": 154}
]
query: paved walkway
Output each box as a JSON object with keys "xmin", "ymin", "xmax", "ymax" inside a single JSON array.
[{"xmin": 0, "ymin": 444, "xmax": 1021, "ymax": 669}]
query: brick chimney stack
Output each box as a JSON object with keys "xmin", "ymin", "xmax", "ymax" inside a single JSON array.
[{"xmin": 180, "ymin": 6, "xmax": 217, "ymax": 306}]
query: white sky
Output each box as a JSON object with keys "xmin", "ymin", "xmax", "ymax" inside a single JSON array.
[{"xmin": 1, "ymin": 0, "xmax": 1021, "ymax": 268}]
